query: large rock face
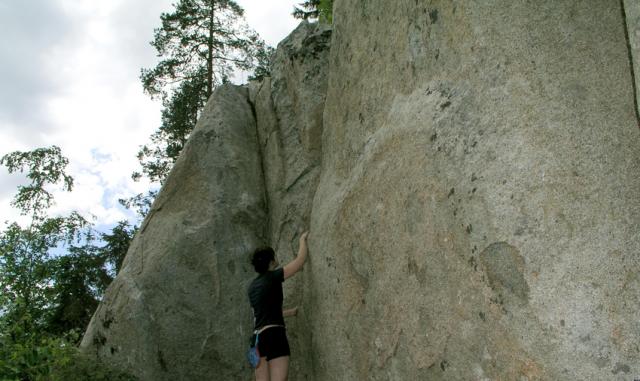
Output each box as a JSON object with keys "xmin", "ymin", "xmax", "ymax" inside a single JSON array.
[
  {"xmin": 308, "ymin": 1, "xmax": 640, "ymax": 380},
  {"xmin": 82, "ymin": 2, "xmax": 640, "ymax": 380},
  {"xmin": 80, "ymin": 22, "xmax": 331, "ymax": 381},
  {"xmin": 80, "ymin": 85, "xmax": 266, "ymax": 380}
]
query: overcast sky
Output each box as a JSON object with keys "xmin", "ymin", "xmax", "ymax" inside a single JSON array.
[{"xmin": 0, "ymin": 0, "xmax": 301, "ymax": 232}]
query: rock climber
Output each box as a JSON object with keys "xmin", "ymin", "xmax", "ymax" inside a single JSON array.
[{"xmin": 248, "ymin": 231, "xmax": 309, "ymax": 381}]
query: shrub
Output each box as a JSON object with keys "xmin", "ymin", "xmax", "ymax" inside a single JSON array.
[{"xmin": 0, "ymin": 323, "xmax": 137, "ymax": 381}]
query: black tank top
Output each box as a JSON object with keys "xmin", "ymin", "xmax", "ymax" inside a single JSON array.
[{"xmin": 247, "ymin": 268, "xmax": 285, "ymax": 329}]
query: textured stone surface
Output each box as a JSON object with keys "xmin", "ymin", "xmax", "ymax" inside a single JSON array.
[
  {"xmin": 248, "ymin": 21, "xmax": 331, "ymax": 381},
  {"xmin": 308, "ymin": 1, "xmax": 640, "ymax": 380},
  {"xmin": 80, "ymin": 85, "xmax": 265, "ymax": 380},
  {"xmin": 81, "ymin": 2, "xmax": 640, "ymax": 380}
]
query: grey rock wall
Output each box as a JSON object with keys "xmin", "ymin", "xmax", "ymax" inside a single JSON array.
[
  {"xmin": 81, "ymin": 2, "xmax": 640, "ymax": 380},
  {"xmin": 248, "ymin": 21, "xmax": 331, "ymax": 381},
  {"xmin": 80, "ymin": 85, "xmax": 265, "ymax": 380},
  {"xmin": 80, "ymin": 21, "xmax": 331, "ymax": 381},
  {"xmin": 308, "ymin": 0, "xmax": 640, "ymax": 380}
]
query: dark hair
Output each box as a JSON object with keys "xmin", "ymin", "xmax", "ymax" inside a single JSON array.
[{"xmin": 251, "ymin": 247, "xmax": 275, "ymax": 274}]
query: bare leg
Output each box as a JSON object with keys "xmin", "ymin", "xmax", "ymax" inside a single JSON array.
[
  {"xmin": 268, "ymin": 356, "xmax": 289, "ymax": 381},
  {"xmin": 255, "ymin": 356, "xmax": 269, "ymax": 381}
]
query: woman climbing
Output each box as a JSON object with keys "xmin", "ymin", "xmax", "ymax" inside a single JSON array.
[{"xmin": 248, "ymin": 231, "xmax": 309, "ymax": 381}]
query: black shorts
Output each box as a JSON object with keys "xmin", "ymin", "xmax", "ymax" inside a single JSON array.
[{"xmin": 258, "ymin": 326, "xmax": 290, "ymax": 361}]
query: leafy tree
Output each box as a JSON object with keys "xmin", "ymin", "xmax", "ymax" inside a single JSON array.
[
  {"xmin": 46, "ymin": 244, "xmax": 107, "ymax": 338},
  {"xmin": 44, "ymin": 217, "xmax": 133, "ymax": 341},
  {"xmin": 134, "ymin": 75, "xmax": 207, "ymax": 184},
  {"xmin": 0, "ymin": 146, "xmax": 90, "ymax": 336},
  {"xmin": 119, "ymin": 190, "xmax": 158, "ymax": 220},
  {"xmin": 132, "ymin": 0, "xmax": 272, "ymax": 199},
  {"xmin": 0, "ymin": 147, "xmax": 139, "ymax": 379},
  {"xmin": 0, "ymin": 324, "xmax": 138, "ymax": 380},
  {"xmin": 0, "ymin": 146, "xmax": 136, "ymax": 336},
  {"xmin": 98, "ymin": 220, "xmax": 136, "ymax": 278},
  {"xmin": 249, "ymin": 44, "xmax": 275, "ymax": 82},
  {"xmin": 293, "ymin": 0, "xmax": 333, "ymax": 22}
]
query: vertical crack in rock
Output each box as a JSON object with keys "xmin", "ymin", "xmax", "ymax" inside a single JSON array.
[
  {"xmin": 621, "ymin": 0, "xmax": 640, "ymax": 128},
  {"xmin": 247, "ymin": 91, "xmax": 271, "ymax": 223}
]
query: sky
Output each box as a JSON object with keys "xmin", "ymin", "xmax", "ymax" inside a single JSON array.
[{"xmin": 0, "ymin": 0, "xmax": 301, "ymax": 232}]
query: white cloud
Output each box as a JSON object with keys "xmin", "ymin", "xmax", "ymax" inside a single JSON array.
[
  {"xmin": 1, "ymin": 0, "xmax": 303, "ymax": 232},
  {"xmin": 236, "ymin": 0, "xmax": 301, "ymax": 47}
]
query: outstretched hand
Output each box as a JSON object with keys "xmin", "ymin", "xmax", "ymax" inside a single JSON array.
[{"xmin": 284, "ymin": 231, "xmax": 309, "ymax": 280}]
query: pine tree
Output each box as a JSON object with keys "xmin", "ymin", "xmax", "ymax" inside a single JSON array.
[{"xmin": 134, "ymin": 0, "xmax": 271, "ymax": 191}]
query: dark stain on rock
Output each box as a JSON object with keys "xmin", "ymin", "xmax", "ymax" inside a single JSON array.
[
  {"xmin": 158, "ymin": 349, "xmax": 168, "ymax": 371},
  {"xmin": 93, "ymin": 331, "xmax": 107, "ymax": 347},
  {"xmin": 405, "ymin": 192, "xmax": 424, "ymax": 234},
  {"xmin": 227, "ymin": 260, "xmax": 236, "ymax": 274},
  {"xmin": 429, "ymin": 9, "xmax": 439, "ymax": 23},
  {"xmin": 430, "ymin": 132, "xmax": 438, "ymax": 142},
  {"xmin": 479, "ymin": 311, "xmax": 486, "ymax": 321},
  {"xmin": 440, "ymin": 100, "xmax": 451, "ymax": 110},
  {"xmin": 110, "ymin": 346, "xmax": 117, "ymax": 355},
  {"xmin": 468, "ymin": 256, "xmax": 478, "ymax": 271},
  {"xmin": 440, "ymin": 359, "xmax": 448, "ymax": 371},
  {"xmin": 408, "ymin": 257, "xmax": 427, "ymax": 286},
  {"xmin": 447, "ymin": 188, "xmax": 455, "ymax": 198},
  {"xmin": 612, "ymin": 362, "xmax": 630, "ymax": 374},
  {"xmin": 560, "ymin": 319, "xmax": 565, "ymax": 327},
  {"xmin": 103, "ymin": 316, "xmax": 113, "ymax": 329},
  {"xmin": 466, "ymin": 224, "xmax": 472, "ymax": 234},
  {"xmin": 479, "ymin": 242, "xmax": 530, "ymax": 305},
  {"xmin": 325, "ymin": 256, "xmax": 335, "ymax": 268}
]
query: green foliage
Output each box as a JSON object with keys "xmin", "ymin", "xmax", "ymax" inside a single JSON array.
[
  {"xmin": 0, "ymin": 146, "xmax": 73, "ymax": 219},
  {"xmin": 98, "ymin": 221, "xmax": 136, "ymax": 278},
  {"xmin": 0, "ymin": 319, "xmax": 137, "ymax": 381},
  {"xmin": 135, "ymin": 75, "xmax": 207, "ymax": 184},
  {"xmin": 293, "ymin": 0, "xmax": 333, "ymax": 23},
  {"xmin": 140, "ymin": 0, "xmax": 260, "ymax": 100},
  {"xmin": 130, "ymin": 0, "xmax": 273, "ymax": 209},
  {"xmin": 0, "ymin": 147, "xmax": 137, "ymax": 380},
  {"xmin": 118, "ymin": 190, "xmax": 158, "ymax": 220},
  {"xmin": 249, "ymin": 45, "xmax": 276, "ymax": 82},
  {"xmin": 45, "ymin": 245, "xmax": 108, "ymax": 337},
  {"xmin": 0, "ymin": 147, "xmax": 92, "ymax": 337}
]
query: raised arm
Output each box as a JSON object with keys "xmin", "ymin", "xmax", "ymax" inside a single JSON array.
[
  {"xmin": 283, "ymin": 307, "xmax": 298, "ymax": 317},
  {"xmin": 283, "ymin": 231, "xmax": 308, "ymax": 280}
]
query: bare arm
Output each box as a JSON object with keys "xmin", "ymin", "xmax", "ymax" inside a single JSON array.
[
  {"xmin": 283, "ymin": 307, "xmax": 298, "ymax": 317},
  {"xmin": 283, "ymin": 231, "xmax": 308, "ymax": 280}
]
